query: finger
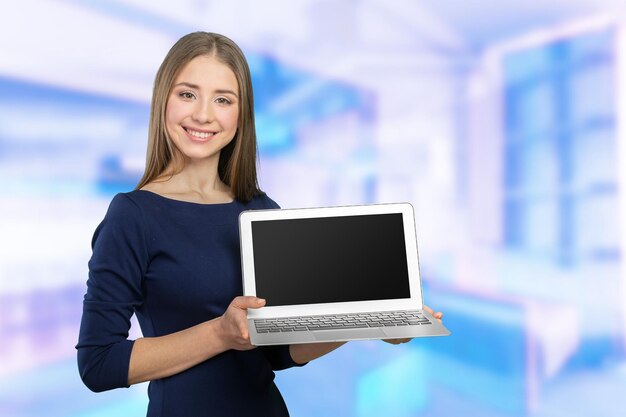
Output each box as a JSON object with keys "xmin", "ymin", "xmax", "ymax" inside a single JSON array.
[
  {"xmin": 230, "ymin": 311, "xmax": 251, "ymax": 340},
  {"xmin": 240, "ymin": 325, "xmax": 249, "ymax": 340},
  {"xmin": 424, "ymin": 305, "xmax": 443, "ymax": 321},
  {"xmin": 232, "ymin": 296, "xmax": 266, "ymax": 309},
  {"xmin": 383, "ymin": 338, "xmax": 411, "ymax": 344}
]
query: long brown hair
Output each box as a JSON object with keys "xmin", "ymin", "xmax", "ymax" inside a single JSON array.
[{"xmin": 135, "ymin": 32, "xmax": 262, "ymax": 202}]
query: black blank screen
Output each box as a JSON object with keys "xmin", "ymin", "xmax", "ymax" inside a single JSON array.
[{"xmin": 251, "ymin": 213, "xmax": 411, "ymax": 306}]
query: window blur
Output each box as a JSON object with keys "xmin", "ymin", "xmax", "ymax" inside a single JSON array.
[{"xmin": 0, "ymin": 1, "xmax": 625, "ymax": 416}]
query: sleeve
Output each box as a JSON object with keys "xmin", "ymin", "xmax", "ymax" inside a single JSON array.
[
  {"xmin": 76, "ymin": 193, "xmax": 149, "ymax": 392},
  {"xmin": 260, "ymin": 345, "xmax": 307, "ymax": 370}
]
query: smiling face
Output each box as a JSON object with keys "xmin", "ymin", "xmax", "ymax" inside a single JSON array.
[{"xmin": 165, "ymin": 54, "xmax": 239, "ymax": 165}]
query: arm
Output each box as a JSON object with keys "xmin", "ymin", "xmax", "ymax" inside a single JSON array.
[
  {"xmin": 131, "ymin": 299, "xmax": 347, "ymax": 379},
  {"xmin": 128, "ymin": 320, "xmax": 222, "ymax": 385},
  {"xmin": 76, "ymin": 195, "xmax": 265, "ymax": 390},
  {"xmin": 128, "ymin": 296, "xmax": 265, "ymax": 385},
  {"xmin": 289, "ymin": 341, "xmax": 346, "ymax": 365},
  {"xmin": 77, "ymin": 194, "xmax": 147, "ymax": 392}
]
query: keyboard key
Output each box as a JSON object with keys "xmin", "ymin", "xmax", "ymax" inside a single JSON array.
[{"xmin": 342, "ymin": 323, "xmax": 368, "ymax": 329}]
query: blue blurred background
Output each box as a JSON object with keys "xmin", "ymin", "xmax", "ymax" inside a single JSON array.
[{"xmin": 1, "ymin": 1, "xmax": 626, "ymax": 416}]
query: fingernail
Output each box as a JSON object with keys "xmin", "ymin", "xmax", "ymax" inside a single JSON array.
[{"xmin": 257, "ymin": 298, "xmax": 265, "ymax": 304}]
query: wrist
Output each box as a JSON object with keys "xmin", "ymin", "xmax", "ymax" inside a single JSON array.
[{"xmin": 206, "ymin": 317, "xmax": 230, "ymax": 354}]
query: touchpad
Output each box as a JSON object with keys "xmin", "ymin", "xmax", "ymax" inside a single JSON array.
[{"xmin": 313, "ymin": 328, "xmax": 386, "ymax": 342}]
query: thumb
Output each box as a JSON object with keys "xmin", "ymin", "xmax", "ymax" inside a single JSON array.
[{"xmin": 232, "ymin": 296, "xmax": 266, "ymax": 310}]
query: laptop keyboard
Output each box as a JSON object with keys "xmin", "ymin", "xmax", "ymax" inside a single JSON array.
[{"xmin": 254, "ymin": 311, "xmax": 432, "ymax": 333}]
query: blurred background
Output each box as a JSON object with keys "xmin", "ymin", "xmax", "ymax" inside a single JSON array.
[{"xmin": 1, "ymin": 0, "xmax": 626, "ymax": 416}]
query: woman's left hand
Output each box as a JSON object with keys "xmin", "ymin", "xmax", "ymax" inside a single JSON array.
[{"xmin": 382, "ymin": 305, "xmax": 443, "ymax": 345}]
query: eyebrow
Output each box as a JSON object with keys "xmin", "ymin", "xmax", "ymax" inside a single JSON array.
[{"xmin": 173, "ymin": 82, "xmax": 238, "ymax": 97}]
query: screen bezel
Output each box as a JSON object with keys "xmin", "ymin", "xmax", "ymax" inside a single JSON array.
[{"xmin": 239, "ymin": 203, "xmax": 424, "ymax": 319}]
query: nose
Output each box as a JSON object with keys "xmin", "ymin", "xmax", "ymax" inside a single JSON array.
[{"xmin": 192, "ymin": 98, "xmax": 214, "ymax": 124}]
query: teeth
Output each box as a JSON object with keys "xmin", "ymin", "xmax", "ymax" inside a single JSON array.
[{"xmin": 186, "ymin": 128, "xmax": 214, "ymax": 139}]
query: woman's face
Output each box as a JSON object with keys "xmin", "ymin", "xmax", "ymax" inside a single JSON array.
[{"xmin": 165, "ymin": 55, "xmax": 239, "ymax": 164}]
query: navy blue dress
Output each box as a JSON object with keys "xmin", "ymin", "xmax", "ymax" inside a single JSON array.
[{"xmin": 76, "ymin": 190, "xmax": 303, "ymax": 417}]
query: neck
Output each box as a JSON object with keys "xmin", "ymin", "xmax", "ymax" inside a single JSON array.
[{"xmin": 162, "ymin": 153, "xmax": 231, "ymax": 199}]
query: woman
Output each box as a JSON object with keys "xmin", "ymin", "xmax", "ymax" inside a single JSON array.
[{"xmin": 76, "ymin": 31, "xmax": 442, "ymax": 417}]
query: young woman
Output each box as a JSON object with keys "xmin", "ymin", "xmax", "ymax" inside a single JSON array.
[{"xmin": 76, "ymin": 31, "xmax": 443, "ymax": 417}]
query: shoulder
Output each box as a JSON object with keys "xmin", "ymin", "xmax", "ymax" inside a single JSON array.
[
  {"xmin": 106, "ymin": 192, "xmax": 144, "ymax": 216},
  {"xmin": 244, "ymin": 192, "xmax": 281, "ymax": 210},
  {"xmin": 99, "ymin": 192, "xmax": 151, "ymax": 229},
  {"xmin": 92, "ymin": 192, "xmax": 150, "ymax": 250}
]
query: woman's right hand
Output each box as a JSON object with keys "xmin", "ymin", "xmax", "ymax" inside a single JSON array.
[
  {"xmin": 216, "ymin": 296, "xmax": 266, "ymax": 351},
  {"xmin": 126, "ymin": 296, "xmax": 266, "ymax": 386}
]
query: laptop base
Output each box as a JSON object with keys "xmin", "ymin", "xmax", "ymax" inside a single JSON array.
[{"xmin": 249, "ymin": 310, "xmax": 450, "ymax": 346}]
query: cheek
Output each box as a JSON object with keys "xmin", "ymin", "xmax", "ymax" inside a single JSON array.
[
  {"xmin": 221, "ymin": 108, "xmax": 239, "ymax": 131},
  {"xmin": 165, "ymin": 99, "xmax": 185, "ymax": 130}
]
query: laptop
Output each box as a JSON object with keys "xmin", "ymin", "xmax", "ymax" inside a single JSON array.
[{"xmin": 238, "ymin": 203, "xmax": 450, "ymax": 345}]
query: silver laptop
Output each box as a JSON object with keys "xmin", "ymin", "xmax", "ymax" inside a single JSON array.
[{"xmin": 239, "ymin": 203, "xmax": 450, "ymax": 345}]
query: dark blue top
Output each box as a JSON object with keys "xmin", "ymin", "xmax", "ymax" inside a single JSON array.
[{"xmin": 76, "ymin": 190, "xmax": 303, "ymax": 417}]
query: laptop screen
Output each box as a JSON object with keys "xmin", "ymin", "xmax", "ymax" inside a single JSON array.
[{"xmin": 251, "ymin": 213, "xmax": 411, "ymax": 307}]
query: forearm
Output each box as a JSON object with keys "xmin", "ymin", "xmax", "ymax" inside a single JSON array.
[
  {"xmin": 128, "ymin": 318, "xmax": 227, "ymax": 385},
  {"xmin": 289, "ymin": 341, "xmax": 346, "ymax": 365}
]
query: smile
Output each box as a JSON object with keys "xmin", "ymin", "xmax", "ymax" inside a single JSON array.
[{"xmin": 184, "ymin": 127, "xmax": 217, "ymax": 140}]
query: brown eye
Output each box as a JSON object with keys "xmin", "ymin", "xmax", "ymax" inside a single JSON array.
[
  {"xmin": 215, "ymin": 97, "xmax": 232, "ymax": 105},
  {"xmin": 179, "ymin": 91, "xmax": 195, "ymax": 100}
]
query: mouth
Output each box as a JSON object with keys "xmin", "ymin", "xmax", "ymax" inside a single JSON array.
[{"xmin": 183, "ymin": 127, "xmax": 217, "ymax": 141}]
